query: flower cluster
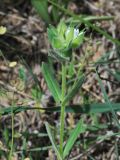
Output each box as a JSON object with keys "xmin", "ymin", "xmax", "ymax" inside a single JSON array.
[{"xmin": 47, "ymin": 22, "xmax": 84, "ymax": 60}]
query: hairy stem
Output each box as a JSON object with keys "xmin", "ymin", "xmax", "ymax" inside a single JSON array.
[{"xmin": 59, "ymin": 63, "xmax": 66, "ymax": 157}]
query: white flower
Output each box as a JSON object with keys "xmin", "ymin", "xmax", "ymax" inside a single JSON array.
[{"xmin": 74, "ymin": 28, "xmax": 79, "ymax": 38}]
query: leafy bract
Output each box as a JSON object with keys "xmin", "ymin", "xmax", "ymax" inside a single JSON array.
[{"xmin": 42, "ymin": 62, "xmax": 61, "ymax": 103}]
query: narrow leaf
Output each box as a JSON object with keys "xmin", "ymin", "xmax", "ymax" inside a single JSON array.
[
  {"xmin": 45, "ymin": 122, "xmax": 62, "ymax": 160},
  {"xmin": 42, "ymin": 62, "xmax": 61, "ymax": 102},
  {"xmin": 63, "ymin": 74, "xmax": 85, "ymax": 105},
  {"xmin": 31, "ymin": 0, "xmax": 51, "ymax": 24},
  {"xmin": 1, "ymin": 103, "xmax": 120, "ymax": 115},
  {"xmin": 63, "ymin": 119, "xmax": 86, "ymax": 158},
  {"xmin": 51, "ymin": 0, "xmax": 59, "ymax": 23}
]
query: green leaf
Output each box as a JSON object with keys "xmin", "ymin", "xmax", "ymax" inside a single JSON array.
[
  {"xmin": 87, "ymin": 124, "xmax": 108, "ymax": 131},
  {"xmin": 63, "ymin": 119, "xmax": 86, "ymax": 158},
  {"xmin": 68, "ymin": 61, "xmax": 74, "ymax": 77},
  {"xmin": 66, "ymin": 15, "xmax": 114, "ymax": 24},
  {"xmin": 41, "ymin": 62, "xmax": 61, "ymax": 102},
  {"xmin": 47, "ymin": 25, "xmax": 58, "ymax": 43},
  {"xmin": 51, "ymin": 0, "xmax": 59, "ymax": 23},
  {"xmin": 1, "ymin": 103, "xmax": 120, "ymax": 115},
  {"xmin": 113, "ymin": 71, "xmax": 120, "ymax": 82},
  {"xmin": 65, "ymin": 103, "xmax": 120, "ymax": 114},
  {"xmin": 65, "ymin": 27, "xmax": 74, "ymax": 43},
  {"xmin": 57, "ymin": 21, "xmax": 67, "ymax": 39},
  {"xmin": 18, "ymin": 67, "xmax": 26, "ymax": 82},
  {"xmin": 45, "ymin": 122, "xmax": 62, "ymax": 160},
  {"xmin": 63, "ymin": 74, "xmax": 85, "ymax": 105},
  {"xmin": 31, "ymin": 0, "xmax": 51, "ymax": 24},
  {"xmin": 52, "ymin": 37, "xmax": 63, "ymax": 49}
]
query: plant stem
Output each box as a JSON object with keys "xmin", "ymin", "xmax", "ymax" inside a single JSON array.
[{"xmin": 59, "ymin": 63, "xmax": 66, "ymax": 157}]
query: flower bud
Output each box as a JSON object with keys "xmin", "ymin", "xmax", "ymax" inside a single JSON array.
[
  {"xmin": 47, "ymin": 22, "xmax": 84, "ymax": 60},
  {"xmin": 65, "ymin": 27, "xmax": 74, "ymax": 43},
  {"xmin": 72, "ymin": 30, "xmax": 84, "ymax": 48}
]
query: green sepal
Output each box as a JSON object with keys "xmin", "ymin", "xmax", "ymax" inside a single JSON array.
[{"xmin": 72, "ymin": 31, "xmax": 84, "ymax": 48}]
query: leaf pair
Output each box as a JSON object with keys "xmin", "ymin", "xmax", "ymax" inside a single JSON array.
[
  {"xmin": 41, "ymin": 62, "xmax": 85, "ymax": 104},
  {"xmin": 45, "ymin": 119, "xmax": 86, "ymax": 159}
]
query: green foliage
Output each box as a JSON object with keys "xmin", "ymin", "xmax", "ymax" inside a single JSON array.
[
  {"xmin": 51, "ymin": 0, "xmax": 59, "ymax": 23},
  {"xmin": 63, "ymin": 74, "xmax": 85, "ymax": 105},
  {"xmin": 42, "ymin": 62, "xmax": 61, "ymax": 103},
  {"xmin": 63, "ymin": 119, "xmax": 87, "ymax": 158},
  {"xmin": 31, "ymin": 0, "xmax": 51, "ymax": 24},
  {"xmin": 1, "ymin": 103, "xmax": 120, "ymax": 116},
  {"xmin": 31, "ymin": 86, "xmax": 42, "ymax": 100},
  {"xmin": 1, "ymin": 1, "xmax": 120, "ymax": 159},
  {"xmin": 47, "ymin": 22, "xmax": 84, "ymax": 60},
  {"xmin": 18, "ymin": 67, "xmax": 26, "ymax": 82},
  {"xmin": 44, "ymin": 21, "xmax": 85, "ymax": 158},
  {"xmin": 41, "ymin": 16, "xmax": 120, "ymax": 158}
]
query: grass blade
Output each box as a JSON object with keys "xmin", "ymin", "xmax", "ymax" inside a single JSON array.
[
  {"xmin": 1, "ymin": 103, "xmax": 120, "ymax": 115},
  {"xmin": 31, "ymin": 0, "xmax": 51, "ymax": 24},
  {"xmin": 45, "ymin": 122, "xmax": 62, "ymax": 160},
  {"xmin": 96, "ymin": 70, "xmax": 120, "ymax": 127},
  {"xmin": 51, "ymin": 0, "xmax": 59, "ymax": 23},
  {"xmin": 66, "ymin": 15, "xmax": 114, "ymax": 25},
  {"xmin": 63, "ymin": 119, "xmax": 86, "ymax": 158},
  {"xmin": 42, "ymin": 62, "xmax": 61, "ymax": 103}
]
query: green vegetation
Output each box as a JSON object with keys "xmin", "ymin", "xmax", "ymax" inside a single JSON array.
[{"xmin": 0, "ymin": 0, "xmax": 120, "ymax": 159}]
